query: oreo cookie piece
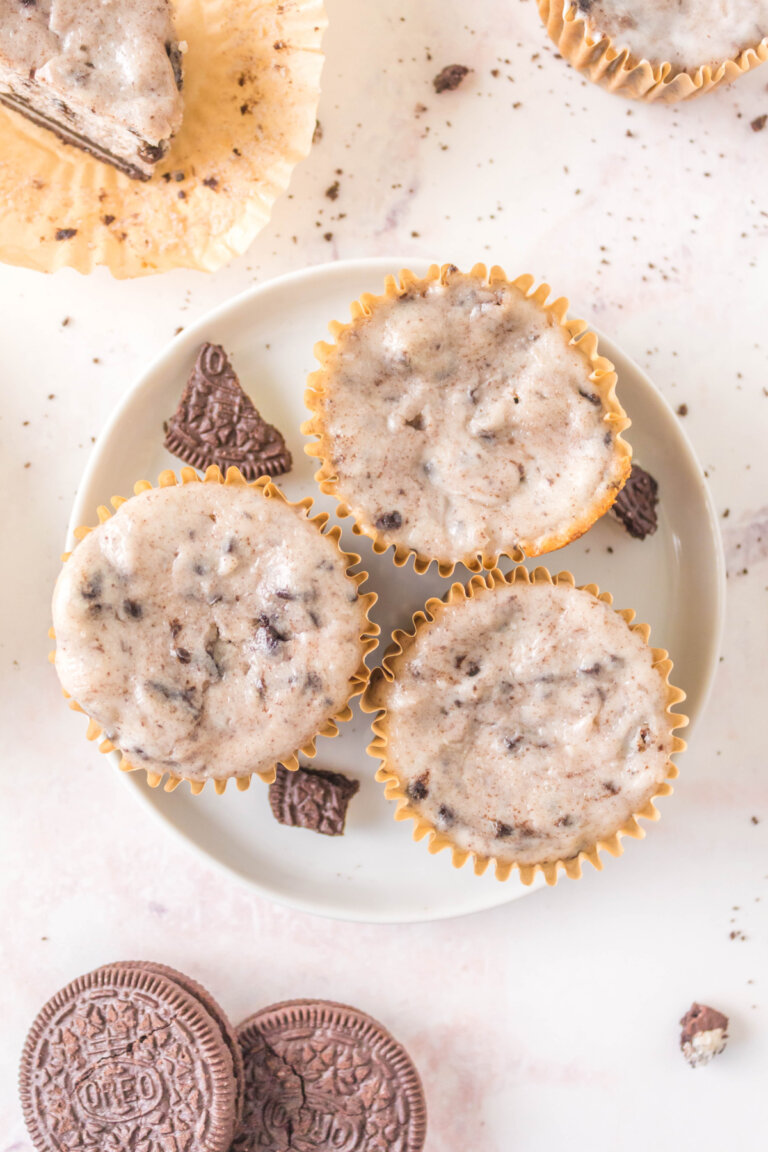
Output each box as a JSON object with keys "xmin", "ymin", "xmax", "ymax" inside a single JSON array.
[
  {"xmin": 164, "ymin": 343, "xmax": 292, "ymax": 480},
  {"xmin": 269, "ymin": 764, "xmax": 360, "ymax": 836},
  {"xmin": 19, "ymin": 962, "xmax": 238, "ymax": 1152},
  {"xmin": 234, "ymin": 999, "xmax": 427, "ymax": 1151},
  {"xmin": 679, "ymin": 1003, "xmax": 729, "ymax": 1068},
  {"xmin": 611, "ymin": 463, "xmax": 659, "ymax": 539},
  {"xmin": 120, "ymin": 961, "xmax": 244, "ymax": 1126}
]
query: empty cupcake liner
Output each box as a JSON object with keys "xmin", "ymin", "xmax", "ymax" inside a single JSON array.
[
  {"xmin": 362, "ymin": 564, "xmax": 688, "ymax": 886},
  {"xmin": 538, "ymin": 0, "xmax": 768, "ymax": 102},
  {"xmin": 303, "ymin": 262, "xmax": 632, "ymax": 577},
  {"xmin": 50, "ymin": 465, "xmax": 379, "ymax": 795}
]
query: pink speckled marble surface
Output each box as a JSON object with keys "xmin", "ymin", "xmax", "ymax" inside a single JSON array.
[{"xmin": 1, "ymin": 1, "xmax": 767, "ymax": 1148}]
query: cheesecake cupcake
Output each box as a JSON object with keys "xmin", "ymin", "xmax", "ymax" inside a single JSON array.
[
  {"xmin": 51, "ymin": 467, "xmax": 378, "ymax": 793},
  {"xmin": 304, "ymin": 264, "xmax": 631, "ymax": 576},
  {"xmin": 363, "ymin": 566, "xmax": 687, "ymax": 885},
  {"xmin": 538, "ymin": 0, "xmax": 768, "ymax": 101}
]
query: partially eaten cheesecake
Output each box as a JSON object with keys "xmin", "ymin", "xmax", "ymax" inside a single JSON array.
[{"xmin": 0, "ymin": 0, "xmax": 184, "ymax": 180}]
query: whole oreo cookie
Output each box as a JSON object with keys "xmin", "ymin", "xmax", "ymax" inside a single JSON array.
[
  {"xmin": 234, "ymin": 999, "xmax": 427, "ymax": 1151},
  {"xmin": 19, "ymin": 962, "xmax": 238, "ymax": 1152}
]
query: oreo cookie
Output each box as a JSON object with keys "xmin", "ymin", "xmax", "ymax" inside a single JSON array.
[
  {"xmin": 164, "ymin": 342, "xmax": 292, "ymax": 480},
  {"xmin": 269, "ymin": 764, "xmax": 360, "ymax": 836},
  {"xmin": 19, "ymin": 962, "xmax": 239, "ymax": 1152},
  {"xmin": 120, "ymin": 960, "xmax": 245, "ymax": 1126},
  {"xmin": 234, "ymin": 999, "xmax": 427, "ymax": 1151}
]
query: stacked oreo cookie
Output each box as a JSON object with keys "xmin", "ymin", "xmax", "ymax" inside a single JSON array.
[{"xmin": 19, "ymin": 962, "xmax": 427, "ymax": 1152}]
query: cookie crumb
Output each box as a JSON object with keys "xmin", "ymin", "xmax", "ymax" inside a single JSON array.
[{"xmin": 433, "ymin": 64, "xmax": 470, "ymax": 93}]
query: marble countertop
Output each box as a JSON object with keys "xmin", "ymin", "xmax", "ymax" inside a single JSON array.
[{"xmin": 1, "ymin": 1, "xmax": 766, "ymax": 1148}]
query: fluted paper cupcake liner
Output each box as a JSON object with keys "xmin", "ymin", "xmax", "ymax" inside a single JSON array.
[
  {"xmin": 0, "ymin": 0, "xmax": 327, "ymax": 276},
  {"xmin": 50, "ymin": 465, "xmax": 379, "ymax": 795},
  {"xmin": 538, "ymin": 0, "xmax": 768, "ymax": 102},
  {"xmin": 362, "ymin": 564, "xmax": 687, "ymax": 886},
  {"xmin": 303, "ymin": 262, "xmax": 631, "ymax": 577}
]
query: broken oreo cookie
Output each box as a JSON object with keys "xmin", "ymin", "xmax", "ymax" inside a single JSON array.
[
  {"xmin": 269, "ymin": 763, "xmax": 360, "ymax": 836},
  {"xmin": 234, "ymin": 999, "xmax": 427, "ymax": 1151},
  {"xmin": 611, "ymin": 463, "xmax": 659, "ymax": 539},
  {"xmin": 164, "ymin": 342, "xmax": 292, "ymax": 480},
  {"xmin": 679, "ymin": 1002, "xmax": 729, "ymax": 1068}
]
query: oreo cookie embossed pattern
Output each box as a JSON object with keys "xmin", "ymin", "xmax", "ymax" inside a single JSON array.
[
  {"xmin": 19, "ymin": 964, "xmax": 239, "ymax": 1152},
  {"xmin": 165, "ymin": 343, "xmax": 293, "ymax": 480},
  {"xmin": 235, "ymin": 1000, "xmax": 427, "ymax": 1152}
]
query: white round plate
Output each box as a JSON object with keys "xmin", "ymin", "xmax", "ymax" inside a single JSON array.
[{"xmin": 68, "ymin": 257, "xmax": 725, "ymax": 923}]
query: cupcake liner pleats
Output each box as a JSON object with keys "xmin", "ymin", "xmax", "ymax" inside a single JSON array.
[
  {"xmin": 537, "ymin": 0, "xmax": 768, "ymax": 102},
  {"xmin": 362, "ymin": 565, "xmax": 688, "ymax": 887}
]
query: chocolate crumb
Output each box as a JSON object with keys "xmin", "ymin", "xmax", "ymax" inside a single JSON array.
[
  {"xmin": 375, "ymin": 511, "xmax": 402, "ymax": 532},
  {"xmin": 407, "ymin": 774, "xmax": 429, "ymax": 802},
  {"xmin": 433, "ymin": 64, "xmax": 470, "ymax": 93},
  {"xmin": 55, "ymin": 228, "xmax": 77, "ymax": 241},
  {"xmin": 752, "ymin": 815, "xmax": 760, "ymax": 824},
  {"xmin": 676, "ymin": 403, "xmax": 689, "ymax": 416},
  {"xmin": 494, "ymin": 821, "xmax": 514, "ymax": 838},
  {"xmin": 202, "ymin": 177, "xmax": 219, "ymax": 190},
  {"xmin": 325, "ymin": 180, "xmax": 340, "ymax": 200},
  {"xmin": 101, "ymin": 214, "xmax": 115, "ymax": 226},
  {"xmin": 751, "ymin": 114, "xmax": 767, "ymax": 132}
]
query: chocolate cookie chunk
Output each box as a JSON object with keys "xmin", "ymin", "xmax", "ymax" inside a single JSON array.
[
  {"xmin": 433, "ymin": 64, "xmax": 470, "ymax": 92},
  {"xmin": 269, "ymin": 763, "xmax": 360, "ymax": 836},
  {"xmin": 19, "ymin": 963, "xmax": 238, "ymax": 1152},
  {"xmin": 611, "ymin": 463, "xmax": 659, "ymax": 539},
  {"xmin": 679, "ymin": 1003, "xmax": 729, "ymax": 1068},
  {"xmin": 164, "ymin": 343, "xmax": 292, "ymax": 479},
  {"xmin": 234, "ymin": 1000, "xmax": 427, "ymax": 1151}
]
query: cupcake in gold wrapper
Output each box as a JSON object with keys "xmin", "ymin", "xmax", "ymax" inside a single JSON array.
[
  {"xmin": 303, "ymin": 263, "xmax": 631, "ymax": 578},
  {"xmin": 538, "ymin": 0, "xmax": 768, "ymax": 102},
  {"xmin": 0, "ymin": 0, "xmax": 327, "ymax": 276},
  {"xmin": 50, "ymin": 466, "xmax": 378, "ymax": 795},
  {"xmin": 362, "ymin": 566, "xmax": 687, "ymax": 886}
]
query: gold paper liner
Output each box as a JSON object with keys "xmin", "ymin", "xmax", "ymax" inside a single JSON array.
[
  {"xmin": 538, "ymin": 0, "xmax": 768, "ymax": 102},
  {"xmin": 50, "ymin": 465, "xmax": 379, "ymax": 795},
  {"xmin": 303, "ymin": 262, "xmax": 632, "ymax": 577},
  {"xmin": 361, "ymin": 565, "xmax": 688, "ymax": 886},
  {"xmin": 0, "ymin": 0, "xmax": 327, "ymax": 276}
]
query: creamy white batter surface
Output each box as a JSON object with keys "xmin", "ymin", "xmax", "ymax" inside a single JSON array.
[
  {"xmin": 377, "ymin": 580, "xmax": 673, "ymax": 865},
  {"xmin": 318, "ymin": 276, "xmax": 625, "ymax": 564},
  {"xmin": 53, "ymin": 483, "xmax": 368, "ymax": 783},
  {"xmin": 0, "ymin": 0, "xmax": 182, "ymax": 142},
  {"xmin": 576, "ymin": 0, "xmax": 768, "ymax": 68}
]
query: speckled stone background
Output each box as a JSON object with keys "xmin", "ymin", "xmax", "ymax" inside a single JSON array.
[{"xmin": 1, "ymin": 2, "xmax": 766, "ymax": 1149}]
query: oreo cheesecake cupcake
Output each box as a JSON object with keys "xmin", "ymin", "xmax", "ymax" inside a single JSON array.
[
  {"xmin": 363, "ymin": 566, "xmax": 687, "ymax": 885},
  {"xmin": 304, "ymin": 264, "xmax": 631, "ymax": 576},
  {"xmin": 51, "ymin": 468, "xmax": 378, "ymax": 793},
  {"xmin": 538, "ymin": 0, "xmax": 768, "ymax": 101}
]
